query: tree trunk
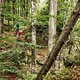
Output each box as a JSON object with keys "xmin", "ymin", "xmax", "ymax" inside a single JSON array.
[
  {"xmin": 0, "ymin": 0, "xmax": 4, "ymax": 34},
  {"xmin": 25, "ymin": 0, "xmax": 28, "ymax": 18},
  {"xmin": 35, "ymin": 0, "xmax": 80, "ymax": 80},
  {"xmin": 17, "ymin": 0, "xmax": 20, "ymax": 17},
  {"xmin": 0, "ymin": 0, "xmax": 2, "ymax": 34},
  {"xmin": 2, "ymin": 0, "xmax": 4, "ymax": 33},
  {"xmin": 12, "ymin": 0, "xmax": 16, "ymax": 24},
  {"xmin": 7, "ymin": 0, "xmax": 10, "ymax": 29},
  {"xmin": 31, "ymin": 0, "xmax": 36, "ymax": 68},
  {"xmin": 48, "ymin": 0, "xmax": 57, "ymax": 54}
]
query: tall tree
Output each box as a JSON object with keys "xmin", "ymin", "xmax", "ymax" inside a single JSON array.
[
  {"xmin": 35, "ymin": 0, "xmax": 80, "ymax": 80},
  {"xmin": 2, "ymin": 0, "xmax": 4, "ymax": 33},
  {"xmin": 12, "ymin": 0, "xmax": 16, "ymax": 24},
  {"xmin": 31, "ymin": 0, "xmax": 36, "ymax": 68},
  {"xmin": 48, "ymin": 0, "xmax": 57, "ymax": 54},
  {"xmin": 7, "ymin": 0, "xmax": 11, "ymax": 28},
  {"xmin": 0, "ymin": 0, "xmax": 2, "ymax": 34},
  {"xmin": 0, "ymin": 0, "xmax": 4, "ymax": 34},
  {"xmin": 17, "ymin": 0, "xmax": 20, "ymax": 17},
  {"xmin": 25, "ymin": 0, "xmax": 28, "ymax": 18}
]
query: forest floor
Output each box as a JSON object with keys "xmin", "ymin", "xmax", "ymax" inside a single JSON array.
[
  {"xmin": 0, "ymin": 31, "xmax": 48, "ymax": 80},
  {"xmin": 0, "ymin": 31, "xmax": 80, "ymax": 80}
]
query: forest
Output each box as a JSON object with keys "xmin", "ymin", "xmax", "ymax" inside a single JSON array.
[{"xmin": 0, "ymin": 0, "xmax": 80, "ymax": 80}]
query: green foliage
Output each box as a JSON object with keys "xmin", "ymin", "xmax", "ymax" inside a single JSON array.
[
  {"xmin": 0, "ymin": 64, "xmax": 17, "ymax": 73},
  {"xmin": 55, "ymin": 68, "xmax": 72, "ymax": 80},
  {"xmin": 73, "ymin": 19, "xmax": 80, "ymax": 37},
  {"xmin": 0, "ymin": 0, "xmax": 80, "ymax": 80},
  {"xmin": 63, "ymin": 53, "xmax": 75, "ymax": 67},
  {"xmin": 0, "ymin": 47, "xmax": 26, "ymax": 64},
  {"xmin": 75, "ymin": 53, "xmax": 80, "ymax": 65},
  {"xmin": 44, "ymin": 68, "xmax": 72, "ymax": 80},
  {"xmin": 21, "ymin": 72, "xmax": 36, "ymax": 80},
  {"xmin": 0, "ymin": 77, "xmax": 8, "ymax": 80}
]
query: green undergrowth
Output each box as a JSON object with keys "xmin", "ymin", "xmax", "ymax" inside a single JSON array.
[
  {"xmin": 0, "ymin": 33, "xmax": 37, "ymax": 80},
  {"xmin": 44, "ymin": 66, "xmax": 80, "ymax": 80}
]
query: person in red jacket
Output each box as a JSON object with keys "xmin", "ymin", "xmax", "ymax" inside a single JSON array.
[{"xmin": 17, "ymin": 30, "xmax": 23, "ymax": 41}]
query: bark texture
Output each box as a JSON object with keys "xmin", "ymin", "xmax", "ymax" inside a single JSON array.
[
  {"xmin": 0, "ymin": 0, "xmax": 2, "ymax": 34},
  {"xmin": 25, "ymin": 0, "xmax": 28, "ymax": 17},
  {"xmin": 48, "ymin": 0, "xmax": 57, "ymax": 54},
  {"xmin": 0, "ymin": 0, "xmax": 3, "ymax": 34},
  {"xmin": 35, "ymin": 0, "xmax": 80, "ymax": 80},
  {"xmin": 31, "ymin": 0, "xmax": 36, "ymax": 66},
  {"xmin": 12, "ymin": 0, "xmax": 16, "ymax": 24}
]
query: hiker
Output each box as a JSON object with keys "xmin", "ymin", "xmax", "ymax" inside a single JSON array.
[
  {"xmin": 14, "ymin": 22, "xmax": 20, "ymax": 36},
  {"xmin": 17, "ymin": 30, "xmax": 23, "ymax": 42},
  {"xmin": 25, "ymin": 33, "xmax": 30, "ymax": 43}
]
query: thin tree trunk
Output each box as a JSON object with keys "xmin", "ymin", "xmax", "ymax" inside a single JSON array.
[
  {"xmin": 31, "ymin": 0, "xmax": 36, "ymax": 68},
  {"xmin": 7, "ymin": 0, "xmax": 10, "ymax": 29},
  {"xmin": 17, "ymin": 0, "xmax": 20, "ymax": 17},
  {"xmin": 1, "ymin": 0, "xmax": 4, "ymax": 33},
  {"xmin": 12, "ymin": 0, "xmax": 16, "ymax": 24},
  {"xmin": 0, "ymin": 0, "xmax": 3, "ymax": 34},
  {"xmin": 0, "ymin": 0, "xmax": 2, "ymax": 34},
  {"xmin": 35, "ymin": 0, "xmax": 80, "ymax": 80},
  {"xmin": 48, "ymin": 0, "xmax": 57, "ymax": 54},
  {"xmin": 20, "ymin": 0, "xmax": 23, "ymax": 17},
  {"xmin": 25, "ymin": 0, "xmax": 28, "ymax": 18}
]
